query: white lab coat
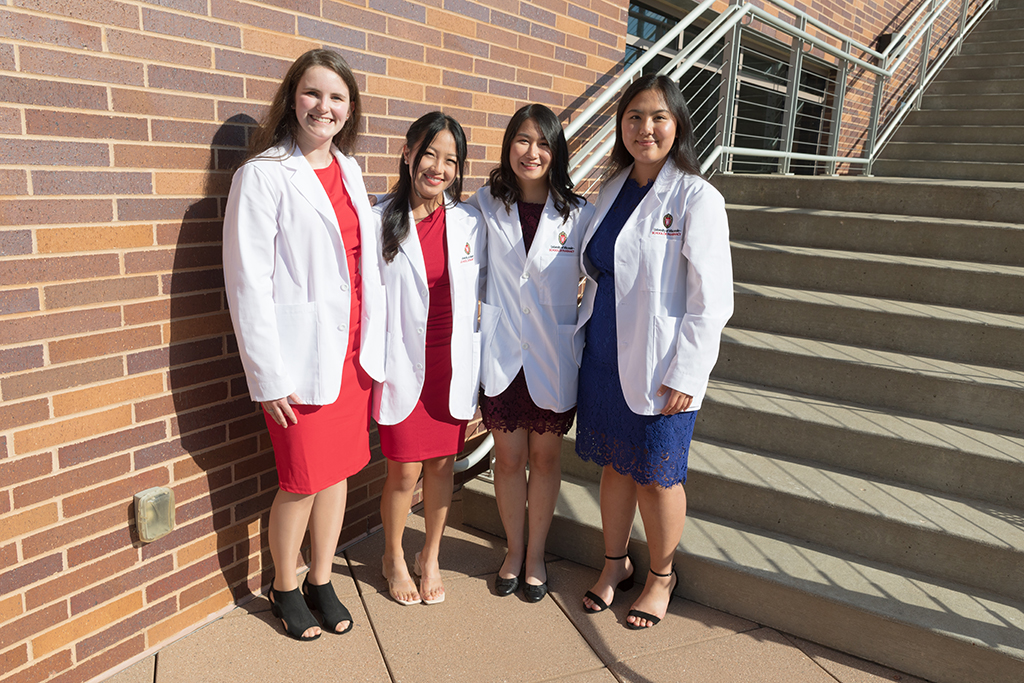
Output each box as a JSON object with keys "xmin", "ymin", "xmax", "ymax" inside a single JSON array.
[
  {"xmin": 222, "ymin": 142, "xmax": 385, "ymax": 405},
  {"xmin": 471, "ymin": 188, "xmax": 595, "ymax": 413},
  {"xmin": 372, "ymin": 197, "xmax": 487, "ymax": 424},
  {"xmin": 575, "ymin": 160, "xmax": 733, "ymax": 414}
]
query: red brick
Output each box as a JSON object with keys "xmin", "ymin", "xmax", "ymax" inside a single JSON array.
[
  {"xmin": 31, "ymin": 170, "xmax": 152, "ymax": 196},
  {"xmin": 0, "ymin": 8, "xmax": 102, "ymax": 50},
  {"xmin": 0, "ymin": 198, "xmax": 113, "ymax": 226},
  {"xmin": 120, "ymin": 197, "xmax": 219, "ymax": 222},
  {"xmin": 424, "ymin": 47, "xmax": 474, "ymax": 72},
  {"xmin": 1, "ymin": 648, "xmax": 71, "ymax": 683},
  {"xmin": 43, "ymin": 275, "xmax": 160, "ymax": 310},
  {"xmin": 134, "ymin": 426, "xmax": 226, "ymax": 469},
  {"xmin": 64, "ymin": 465, "xmax": 169, "ymax": 519},
  {"xmin": 229, "ymin": 412, "xmax": 268, "ymax": 440},
  {"xmin": 49, "ymin": 327, "xmax": 164, "ymax": 365},
  {"xmin": 15, "ymin": 0, "xmax": 141, "ymax": 29},
  {"xmin": 1, "ymin": 553, "xmax": 63, "ymax": 595},
  {"xmin": 234, "ymin": 487, "xmax": 276, "ymax": 522},
  {"xmin": 145, "ymin": 547, "xmax": 232, "ymax": 601},
  {"xmin": 0, "ymin": 307, "xmax": 122, "ymax": 346},
  {"xmin": 58, "ymin": 422, "xmax": 166, "ymax": 469},
  {"xmin": 106, "ymin": 28, "xmax": 212, "ymax": 68},
  {"xmin": 161, "ymin": 266, "xmax": 226, "ymax": 294},
  {"xmin": 216, "ymin": 100, "xmax": 267, "ymax": 126},
  {"xmin": 323, "ymin": 0, "xmax": 387, "ymax": 33},
  {"xmin": 127, "ymin": 336, "xmax": 225, "ymax": 374},
  {"xmin": 0, "ymin": 42, "xmax": 13, "ymax": 70},
  {"xmin": 149, "ymin": 64, "xmax": 244, "ymax": 97},
  {"xmin": 142, "ymin": 7, "xmax": 242, "ymax": 47},
  {"xmin": 111, "ymin": 88, "xmax": 215, "ymax": 120},
  {"xmin": 0, "ymin": 106, "xmax": 19, "ymax": 133},
  {"xmin": 1, "ymin": 229, "xmax": 33, "ymax": 256},
  {"xmin": 264, "ymin": 0, "xmax": 319, "ymax": 13},
  {"xmin": 153, "ymin": 119, "xmax": 247, "ymax": 146},
  {"xmin": 136, "ymin": 382, "xmax": 228, "ymax": 422},
  {"xmin": 14, "ymin": 454, "xmax": 130, "ymax": 510},
  {"xmin": 0, "ymin": 168, "xmax": 27, "ymax": 194},
  {"xmin": 0, "ymin": 543, "xmax": 16, "ymax": 569},
  {"xmin": 0, "ymin": 137, "xmax": 110, "ymax": 167},
  {"xmin": 25, "ymin": 548, "xmax": 136, "ymax": 611},
  {"xmin": 295, "ymin": 17, "xmax": 366, "ymax": 51},
  {"xmin": 0, "ymin": 399, "xmax": 49, "ymax": 432},
  {"xmin": 242, "ymin": 79, "xmax": 279, "ymax": 105},
  {"xmin": 19, "ymin": 46, "xmax": 144, "ymax": 86},
  {"xmin": 0, "ymin": 452, "xmax": 52, "ymax": 489},
  {"xmin": 0, "ymin": 289, "xmax": 39, "ymax": 316},
  {"xmin": 180, "ymin": 559, "xmax": 249, "ymax": 608},
  {"xmin": 0, "ymin": 645, "xmax": 29, "ymax": 678},
  {"xmin": 212, "ymin": 0, "xmax": 294, "ymax": 33},
  {"xmin": 22, "ymin": 504, "xmax": 125, "ymax": 558},
  {"xmin": 24, "ymin": 110, "xmax": 148, "ymax": 141},
  {"xmin": 75, "ymin": 596, "xmax": 174, "ymax": 659},
  {"xmin": 2, "ymin": 357, "xmax": 124, "ymax": 401},
  {"xmin": 125, "ymin": 246, "xmax": 222, "ymax": 274},
  {"xmin": 0, "ymin": 74, "xmax": 108, "ymax": 112},
  {"xmin": 233, "ymin": 446, "xmax": 272, "ymax": 480},
  {"xmin": 66, "ymin": 526, "xmax": 134, "ymax": 567},
  {"xmin": 50, "ymin": 635, "xmax": 143, "ymax": 683},
  {"xmin": 124, "ymin": 292, "xmax": 223, "ymax": 325}
]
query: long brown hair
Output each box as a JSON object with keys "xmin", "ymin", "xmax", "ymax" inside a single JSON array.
[{"xmin": 244, "ymin": 49, "xmax": 361, "ymax": 163}]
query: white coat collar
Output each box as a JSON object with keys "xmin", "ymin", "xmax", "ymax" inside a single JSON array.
[
  {"xmin": 480, "ymin": 190, "xmax": 561, "ymax": 268},
  {"xmin": 389, "ymin": 192, "xmax": 458, "ymax": 291},
  {"xmin": 276, "ymin": 141, "xmax": 346, "ymax": 232}
]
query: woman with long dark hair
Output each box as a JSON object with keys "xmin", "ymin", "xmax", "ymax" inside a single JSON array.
[
  {"xmin": 374, "ymin": 112, "xmax": 485, "ymax": 606},
  {"xmin": 574, "ymin": 74, "xmax": 733, "ymax": 628},
  {"xmin": 223, "ymin": 49, "xmax": 384, "ymax": 640},
  {"xmin": 470, "ymin": 104, "xmax": 593, "ymax": 602}
]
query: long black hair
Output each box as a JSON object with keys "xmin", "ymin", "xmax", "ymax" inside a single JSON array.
[
  {"xmin": 488, "ymin": 104, "xmax": 583, "ymax": 223},
  {"xmin": 244, "ymin": 49, "xmax": 361, "ymax": 163},
  {"xmin": 380, "ymin": 112, "xmax": 468, "ymax": 263},
  {"xmin": 603, "ymin": 74, "xmax": 702, "ymax": 182}
]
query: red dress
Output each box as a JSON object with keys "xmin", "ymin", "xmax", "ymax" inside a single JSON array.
[
  {"xmin": 263, "ymin": 158, "xmax": 373, "ymax": 494},
  {"xmin": 378, "ymin": 206, "xmax": 468, "ymax": 462}
]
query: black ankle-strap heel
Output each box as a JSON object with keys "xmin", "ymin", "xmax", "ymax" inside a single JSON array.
[{"xmin": 583, "ymin": 553, "xmax": 635, "ymax": 613}]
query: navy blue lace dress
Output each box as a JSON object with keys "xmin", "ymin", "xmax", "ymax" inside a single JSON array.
[{"xmin": 575, "ymin": 178, "xmax": 698, "ymax": 488}]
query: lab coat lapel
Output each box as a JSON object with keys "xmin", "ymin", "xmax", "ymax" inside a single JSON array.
[
  {"xmin": 397, "ymin": 205, "xmax": 428, "ymax": 291},
  {"xmin": 524, "ymin": 194, "xmax": 561, "ymax": 268},
  {"xmin": 282, "ymin": 144, "xmax": 346, "ymax": 256},
  {"xmin": 483, "ymin": 193, "xmax": 527, "ymax": 267}
]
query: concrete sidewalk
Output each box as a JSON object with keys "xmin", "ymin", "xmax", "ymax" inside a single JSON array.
[{"xmin": 106, "ymin": 495, "xmax": 929, "ymax": 683}]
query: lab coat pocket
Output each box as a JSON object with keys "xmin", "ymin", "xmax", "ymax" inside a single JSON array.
[
  {"xmin": 558, "ymin": 323, "xmax": 581, "ymax": 395},
  {"xmin": 275, "ymin": 301, "xmax": 319, "ymax": 394},
  {"xmin": 651, "ymin": 313, "xmax": 681, "ymax": 395}
]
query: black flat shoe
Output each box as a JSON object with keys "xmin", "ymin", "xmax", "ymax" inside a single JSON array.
[
  {"xmin": 523, "ymin": 580, "xmax": 548, "ymax": 603},
  {"xmin": 583, "ymin": 553, "xmax": 635, "ymax": 613},
  {"xmin": 303, "ymin": 577, "xmax": 354, "ymax": 635},
  {"xmin": 268, "ymin": 583, "xmax": 321, "ymax": 641},
  {"xmin": 495, "ymin": 574, "xmax": 519, "ymax": 596},
  {"xmin": 626, "ymin": 567, "xmax": 678, "ymax": 630}
]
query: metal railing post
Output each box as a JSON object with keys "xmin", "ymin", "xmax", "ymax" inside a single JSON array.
[
  {"xmin": 825, "ymin": 41, "xmax": 851, "ymax": 175},
  {"xmin": 716, "ymin": 0, "xmax": 744, "ymax": 174},
  {"xmin": 955, "ymin": 0, "xmax": 971, "ymax": 55},
  {"xmin": 864, "ymin": 66, "xmax": 886, "ymax": 176},
  {"xmin": 779, "ymin": 16, "xmax": 807, "ymax": 174},
  {"xmin": 914, "ymin": 0, "xmax": 939, "ymax": 109}
]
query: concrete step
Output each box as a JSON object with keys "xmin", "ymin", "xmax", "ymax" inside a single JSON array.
[
  {"xmin": 711, "ymin": 174, "xmax": 1024, "ymax": 224},
  {"xmin": 715, "ymin": 327, "xmax": 1024, "ymax": 432},
  {"xmin": 921, "ymin": 92, "xmax": 1024, "ymax": 109},
  {"xmin": 888, "ymin": 123, "xmax": 1024, "ymax": 145},
  {"xmin": 960, "ymin": 37, "xmax": 1024, "ymax": 56},
  {"xmin": 726, "ymin": 204, "xmax": 1024, "ymax": 266},
  {"xmin": 462, "ymin": 476, "xmax": 1024, "ymax": 683},
  {"xmin": 899, "ymin": 107, "xmax": 1024, "ymax": 126},
  {"xmin": 936, "ymin": 64, "xmax": 1024, "ymax": 82},
  {"xmin": 881, "ymin": 141, "xmax": 1024, "ymax": 163},
  {"xmin": 698, "ymin": 379, "xmax": 1024, "ymax": 509},
  {"xmin": 959, "ymin": 28, "xmax": 1024, "ymax": 44},
  {"xmin": 944, "ymin": 51, "xmax": 1024, "ymax": 69},
  {"xmin": 927, "ymin": 78, "xmax": 1024, "ymax": 95},
  {"xmin": 731, "ymin": 282, "xmax": 1024, "ymax": 369},
  {"xmin": 872, "ymin": 157, "xmax": 1024, "ymax": 183},
  {"xmin": 686, "ymin": 439, "xmax": 1024, "ymax": 601},
  {"xmin": 731, "ymin": 241, "xmax": 1024, "ymax": 315}
]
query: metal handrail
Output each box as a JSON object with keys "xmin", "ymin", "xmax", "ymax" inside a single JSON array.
[{"xmin": 565, "ymin": 0, "xmax": 998, "ymax": 181}]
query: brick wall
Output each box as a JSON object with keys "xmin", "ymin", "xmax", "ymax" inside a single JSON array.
[{"xmin": 2, "ymin": 1, "xmax": 926, "ymax": 682}]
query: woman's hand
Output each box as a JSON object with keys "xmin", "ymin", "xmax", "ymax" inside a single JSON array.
[
  {"xmin": 261, "ymin": 394, "xmax": 301, "ymax": 428},
  {"xmin": 656, "ymin": 386, "xmax": 693, "ymax": 416}
]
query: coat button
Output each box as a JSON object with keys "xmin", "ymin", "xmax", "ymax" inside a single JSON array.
[
  {"xmin": 522, "ymin": 342, "xmax": 529, "ymax": 350},
  {"xmin": 341, "ymin": 283, "xmax": 349, "ymax": 291},
  {"xmin": 338, "ymin": 324, "xmax": 346, "ymax": 332},
  {"xmin": 521, "ymin": 272, "xmax": 530, "ymax": 280},
  {"xmin": 415, "ymin": 363, "xmax": 424, "ymax": 370},
  {"xmin": 522, "ymin": 306, "xmax": 530, "ymax": 315},
  {"xmin": 417, "ymin": 327, "xmax": 424, "ymax": 335}
]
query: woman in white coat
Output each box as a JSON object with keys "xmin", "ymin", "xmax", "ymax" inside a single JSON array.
[
  {"xmin": 223, "ymin": 50, "xmax": 384, "ymax": 640},
  {"xmin": 471, "ymin": 104, "xmax": 593, "ymax": 602},
  {"xmin": 374, "ymin": 112, "xmax": 485, "ymax": 606},
  {"xmin": 575, "ymin": 75, "xmax": 733, "ymax": 629}
]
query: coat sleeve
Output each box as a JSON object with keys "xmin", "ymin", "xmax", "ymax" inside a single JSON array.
[
  {"xmin": 661, "ymin": 182, "xmax": 734, "ymax": 395},
  {"xmin": 222, "ymin": 162, "xmax": 296, "ymax": 403}
]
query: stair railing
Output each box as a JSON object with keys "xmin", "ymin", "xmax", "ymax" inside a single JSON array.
[{"xmin": 566, "ymin": 0, "xmax": 999, "ymax": 186}]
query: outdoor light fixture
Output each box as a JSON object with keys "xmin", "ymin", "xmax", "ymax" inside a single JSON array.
[{"xmin": 134, "ymin": 486, "xmax": 175, "ymax": 543}]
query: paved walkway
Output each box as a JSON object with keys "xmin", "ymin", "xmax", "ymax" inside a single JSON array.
[{"xmin": 106, "ymin": 494, "xmax": 928, "ymax": 683}]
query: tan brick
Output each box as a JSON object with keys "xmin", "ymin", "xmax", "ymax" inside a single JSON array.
[
  {"xmin": 25, "ymin": 548, "xmax": 137, "ymax": 611},
  {"xmin": 49, "ymin": 327, "xmax": 164, "ymax": 365},
  {"xmin": 241, "ymin": 28, "xmax": 319, "ymax": 58},
  {"xmin": 0, "ymin": 307, "xmax": 122, "ymax": 346},
  {"xmin": 33, "ymin": 591, "xmax": 143, "ymax": 657},
  {"xmin": 44, "ymin": 275, "xmax": 160, "ymax": 310},
  {"xmin": 0, "ymin": 503, "xmax": 58, "ymax": 544},
  {"xmin": 0, "ymin": 592, "xmax": 23, "ymax": 622},
  {"xmin": 112, "ymin": 144, "xmax": 210, "ymax": 170},
  {"xmin": 14, "ymin": 405, "xmax": 133, "ymax": 455},
  {"xmin": 36, "ymin": 225, "xmax": 155, "ymax": 253},
  {"xmin": 62, "ymin": 464, "xmax": 169, "ymax": 518},
  {"xmin": 106, "ymin": 28, "xmax": 212, "ymax": 68},
  {"xmin": 367, "ymin": 75, "xmax": 425, "ymax": 100},
  {"xmin": 2, "ymin": 357, "xmax": 124, "ymax": 401},
  {"xmin": 155, "ymin": 171, "xmax": 230, "ymax": 196},
  {"xmin": 163, "ymin": 312, "xmax": 233, "ymax": 344},
  {"xmin": 388, "ymin": 59, "xmax": 442, "ymax": 85},
  {"xmin": 15, "ymin": 454, "xmax": 130, "ymax": 510},
  {"xmin": 473, "ymin": 93, "xmax": 518, "ymax": 116},
  {"xmin": 111, "ymin": 88, "xmax": 215, "ymax": 120},
  {"xmin": 517, "ymin": 68, "xmax": 554, "ymax": 89},
  {"xmin": 556, "ymin": 13, "xmax": 591, "ymax": 38},
  {"xmin": 426, "ymin": 8, "xmax": 476, "ymax": 37},
  {"xmin": 53, "ymin": 373, "xmax": 165, "ymax": 417},
  {"xmin": 147, "ymin": 590, "xmax": 232, "ymax": 645}
]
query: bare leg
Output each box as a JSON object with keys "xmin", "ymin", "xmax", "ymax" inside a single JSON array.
[
  {"xmin": 268, "ymin": 489, "xmax": 321, "ymax": 639},
  {"xmin": 417, "ymin": 454, "xmax": 455, "ymax": 602},
  {"xmin": 492, "ymin": 428, "xmax": 529, "ymax": 580},
  {"xmin": 627, "ymin": 481, "xmax": 686, "ymax": 628},
  {"xmin": 381, "ymin": 459, "xmax": 422, "ymax": 604},
  {"xmin": 523, "ymin": 431, "xmax": 563, "ymax": 586},
  {"xmin": 306, "ymin": 479, "xmax": 349, "ymax": 632},
  {"xmin": 582, "ymin": 465, "xmax": 637, "ymax": 611}
]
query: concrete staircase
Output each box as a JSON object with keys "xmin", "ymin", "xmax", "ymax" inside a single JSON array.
[
  {"xmin": 873, "ymin": 0, "xmax": 1024, "ymax": 182},
  {"xmin": 464, "ymin": 6, "xmax": 1024, "ymax": 683}
]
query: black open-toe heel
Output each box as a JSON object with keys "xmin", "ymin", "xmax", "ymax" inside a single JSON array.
[
  {"xmin": 626, "ymin": 566, "xmax": 678, "ymax": 630},
  {"xmin": 303, "ymin": 577, "xmax": 354, "ymax": 635},
  {"xmin": 583, "ymin": 553, "xmax": 635, "ymax": 613},
  {"xmin": 269, "ymin": 583, "xmax": 321, "ymax": 641}
]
